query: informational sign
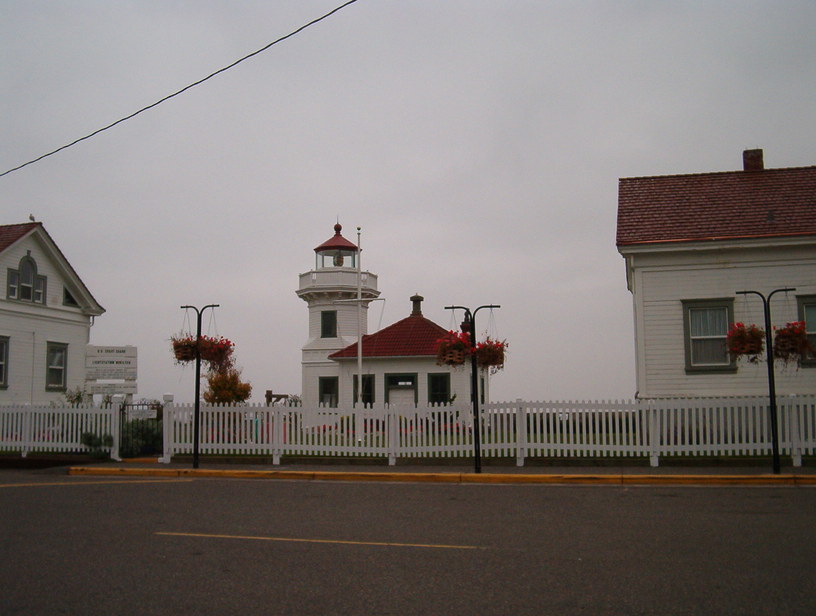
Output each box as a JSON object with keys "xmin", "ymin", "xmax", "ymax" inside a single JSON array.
[
  {"xmin": 86, "ymin": 381, "xmax": 138, "ymax": 395},
  {"xmin": 85, "ymin": 346, "xmax": 137, "ymax": 380}
]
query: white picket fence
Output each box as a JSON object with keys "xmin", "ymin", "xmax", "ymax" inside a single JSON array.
[
  {"xmin": 159, "ymin": 394, "xmax": 816, "ymax": 467},
  {"xmin": 0, "ymin": 405, "xmax": 120, "ymax": 459},
  {"xmin": 2, "ymin": 395, "xmax": 815, "ymax": 466}
]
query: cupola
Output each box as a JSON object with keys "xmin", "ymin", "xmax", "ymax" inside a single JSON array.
[{"xmin": 314, "ymin": 223, "xmax": 358, "ymax": 269}]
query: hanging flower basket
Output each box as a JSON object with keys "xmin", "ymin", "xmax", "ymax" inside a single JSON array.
[
  {"xmin": 773, "ymin": 322, "xmax": 813, "ymax": 365},
  {"xmin": 198, "ymin": 336, "xmax": 234, "ymax": 372},
  {"xmin": 171, "ymin": 336, "xmax": 198, "ymax": 363},
  {"xmin": 170, "ymin": 335, "xmax": 234, "ymax": 371},
  {"xmin": 436, "ymin": 331, "xmax": 471, "ymax": 366},
  {"xmin": 726, "ymin": 322, "xmax": 765, "ymax": 363},
  {"xmin": 475, "ymin": 337, "xmax": 508, "ymax": 374}
]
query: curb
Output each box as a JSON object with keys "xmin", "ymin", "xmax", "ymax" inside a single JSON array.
[{"xmin": 66, "ymin": 467, "xmax": 816, "ymax": 486}]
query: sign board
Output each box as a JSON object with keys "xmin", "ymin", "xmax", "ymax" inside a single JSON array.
[
  {"xmin": 86, "ymin": 382, "xmax": 138, "ymax": 395},
  {"xmin": 86, "ymin": 346, "xmax": 137, "ymax": 380},
  {"xmin": 127, "ymin": 407, "xmax": 156, "ymax": 420}
]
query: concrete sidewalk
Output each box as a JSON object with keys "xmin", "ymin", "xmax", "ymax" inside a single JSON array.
[{"xmin": 67, "ymin": 458, "xmax": 816, "ymax": 486}]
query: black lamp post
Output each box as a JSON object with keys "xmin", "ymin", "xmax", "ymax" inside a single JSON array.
[
  {"xmin": 445, "ymin": 304, "xmax": 500, "ymax": 474},
  {"xmin": 180, "ymin": 304, "xmax": 219, "ymax": 469},
  {"xmin": 735, "ymin": 288, "xmax": 795, "ymax": 475}
]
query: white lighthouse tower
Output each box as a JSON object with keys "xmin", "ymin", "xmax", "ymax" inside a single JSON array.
[{"xmin": 296, "ymin": 223, "xmax": 380, "ymax": 406}]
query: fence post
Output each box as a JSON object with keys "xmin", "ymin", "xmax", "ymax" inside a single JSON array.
[
  {"xmin": 787, "ymin": 397, "xmax": 803, "ymax": 468},
  {"xmin": 387, "ymin": 405, "xmax": 398, "ymax": 466},
  {"xmin": 21, "ymin": 407, "xmax": 33, "ymax": 458},
  {"xmin": 272, "ymin": 406, "xmax": 282, "ymax": 465},
  {"xmin": 109, "ymin": 402, "xmax": 122, "ymax": 461},
  {"xmin": 515, "ymin": 398, "xmax": 526, "ymax": 467},
  {"xmin": 644, "ymin": 400, "xmax": 660, "ymax": 467},
  {"xmin": 159, "ymin": 394, "xmax": 174, "ymax": 463}
]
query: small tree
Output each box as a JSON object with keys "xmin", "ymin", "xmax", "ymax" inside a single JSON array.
[{"xmin": 203, "ymin": 367, "xmax": 252, "ymax": 404}]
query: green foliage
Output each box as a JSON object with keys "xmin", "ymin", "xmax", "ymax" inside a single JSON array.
[
  {"xmin": 120, "ymin": 419, "xmax": 163, "ymax": 458},
  {"xmin": 64, "ymin": 387, "xmax": 88, "ymax": 406},
  {"xmin": 80, "ymin": 431, "xmax": 114, "ymax": 459}
]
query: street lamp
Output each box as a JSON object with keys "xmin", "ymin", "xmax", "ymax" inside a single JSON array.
[
  {"xmin": 735, "ymin": 288, "xmax": 795, "ymax": 474},
  {"xmin": 445, "ymin": 304, "xmax": 500, "ymax": 474},
  {"xmin": 180, "ymin": 303, "xmax": 219, "ymax": 469}
]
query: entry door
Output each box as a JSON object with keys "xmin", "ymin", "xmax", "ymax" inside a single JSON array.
[{"xmin": 388, "ymin": 387, "xmax": 415, "ymax": 407}]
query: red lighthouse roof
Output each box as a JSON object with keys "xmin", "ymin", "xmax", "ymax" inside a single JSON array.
[
  {"xmin": 329, "ymin": 295, "xmax": 448, "ymax": 359},
  {"xmin": 314, "ymin": 223, "xmax": 358, "ymax": 253}
]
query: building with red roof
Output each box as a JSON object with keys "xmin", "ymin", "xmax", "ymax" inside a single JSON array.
[
  {"xmin": 1, "ymin": 221, "xmax": 105, "ymax": 404},
  {"xmin": 296, "ymin": 224, "xmax": 479, "ymax": 407},
  {"xmin": 616, "ymin": 150, "xmax": 816, "ymax": 398}
]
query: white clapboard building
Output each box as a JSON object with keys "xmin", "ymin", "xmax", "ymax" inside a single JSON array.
[{"xmin": 0, "ymin": 222, "xmax": 105, "ymax": 404}]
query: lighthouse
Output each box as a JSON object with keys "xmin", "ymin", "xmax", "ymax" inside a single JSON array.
[{"xmin": 296, "ymin": 224, "xmax": 380, "ymax": 406}]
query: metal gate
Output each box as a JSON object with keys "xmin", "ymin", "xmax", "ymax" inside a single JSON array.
[{"xmin": 119, "ymin": 403, "xmax": 163, "ymax": 458}]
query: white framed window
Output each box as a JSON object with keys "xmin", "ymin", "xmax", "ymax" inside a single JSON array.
[
  {"xmin": 682, "ymin": 299, "xmax": 736, "ymax": 373},
  {"xmin": 46, "ymin": 342, "xmax": 67, "ymax": 390},
  {"xmin": 7, "ymin": 254, "xmax": 46, "ymax": 304},
  {"xmin": 797, "ymin": 295, "xmax": 816, "ymax": 367}
]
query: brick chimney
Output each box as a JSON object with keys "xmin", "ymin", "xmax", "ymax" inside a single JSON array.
[
  {"xmin": 743, "ymin": 149, "xmax": 764, "ymax": 171},
  {"xmin": 410, "ymin": 294, "xmax": 424, "ymax": 316}
]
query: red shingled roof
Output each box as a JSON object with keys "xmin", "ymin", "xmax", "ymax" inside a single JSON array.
[
  {"xmin": 0, "ymin": 222, "xmax": 39, "ymax": 252},
  {"xmin": 329, "ymin": 313, "xmax": 448, "ymax": 359},
  {"xmin": 617, "ymin": 165, "xmax": 816, "ymax": 246}
]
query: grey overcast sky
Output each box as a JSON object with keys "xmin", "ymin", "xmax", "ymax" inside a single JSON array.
[{"xmin": 2, "ymin": 1, "xmax": 815, "ymax": 404}]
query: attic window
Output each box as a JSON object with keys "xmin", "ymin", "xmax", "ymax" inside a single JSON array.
[
  {"xmin": 7, "ymin": 254, "xmax": 46, "ymax": 305},
  {"xmin": 63, "ymin": 288, "xmax": 79, "ymax": 307}
]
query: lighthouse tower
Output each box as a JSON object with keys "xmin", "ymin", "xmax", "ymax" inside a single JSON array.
[{"xmin": 296, "ymin": 224, "xmax": 380, "ymax": 406}]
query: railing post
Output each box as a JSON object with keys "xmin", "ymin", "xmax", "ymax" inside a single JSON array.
[
  {"xmin": 515, "ymin": 398, "xmax": 526, "ymax": 467},
  {"xmin": 159, "ymin": 394, "xmax": 174, "ymax": 463}
]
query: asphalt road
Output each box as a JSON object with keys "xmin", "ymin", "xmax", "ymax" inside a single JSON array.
[{"xmin": 1, "ymin": 470, "xmax": 815, "ymax": 615}]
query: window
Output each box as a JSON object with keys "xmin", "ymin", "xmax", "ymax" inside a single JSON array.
[
  {"xmin": 318, "ymin": 377, "xmax": 338, "ymax": 407},
  {"xmin": 46, "ymin": 342, "xmax": 67, "ymax": 390},
  {"xmin": 682, "ymin": 299, "xmax": 735, "ymax": 372},
  {"xmin": 428, "ymin": 373, "xmax": 451, "ymax": 404},
  {"xmin": 0, "ymin": 336, "xmax": 8, "ymax": 388},
  {"xmin": 7, "ymin": 254, "xmax": 46, "ymax": 304},
  {"xmin": 63, "ymin": 288, "xmax": 79, "ymax": 307},
  {"xmin": 321, "ymin": 310, "xmax": 337, "ymax": 338},
  {"xmin": 797, "ymin": 295, "xmax": 816, "ymax": 367},
  {"xmin": 353, "ymin": 374, "xmax": 375, "ymax": 406}
]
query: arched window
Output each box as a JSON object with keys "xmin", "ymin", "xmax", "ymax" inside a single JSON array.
[{"xmin": 7, "ymin": 254, "xmax": 46, "ymax": 304}]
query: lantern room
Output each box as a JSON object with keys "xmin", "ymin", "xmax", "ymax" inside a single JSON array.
[{"xmin": 314, "ymin": 223, "xmax": 358, "ymax": 269}]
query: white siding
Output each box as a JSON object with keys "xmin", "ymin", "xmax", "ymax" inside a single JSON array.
[
  {"xmin": 1, "ymin": 234, "xmax": 93, "ymax": 404},
  {"xmin": 626, "ymin": 240, "xmax": 816, "ymax": 398}
]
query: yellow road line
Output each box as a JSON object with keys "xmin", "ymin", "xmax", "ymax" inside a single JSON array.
[
  {"xmin": 0, "ymin": 479, "xmax": 194, "ymax": 488},
  {"xmin": 156, "ymin": 531, "xmax": 483, "ymax": 550}
]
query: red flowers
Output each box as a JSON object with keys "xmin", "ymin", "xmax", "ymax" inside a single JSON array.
[
  {"xmin": 773, "ymin": 321, "xmax": 813, "ymax": 365},
  {"xmin": 726, "ymin": 322, "xmax": 765, "ymax": 363},
  {"xmin": 435, "ymin": 331, "xmax": 508, "ymax": 373},
  {"xmin": 435, "ymin": 331, "xmax": 471, "ymax": 366},
  {"xmin": 171, "ymin": 335, "xmax": 235, "ymax": 372}
]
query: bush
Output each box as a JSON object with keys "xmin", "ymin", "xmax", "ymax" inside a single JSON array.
[{"xmin": 80, "ymin": 431, "xmax": 114, "ymax": 459}]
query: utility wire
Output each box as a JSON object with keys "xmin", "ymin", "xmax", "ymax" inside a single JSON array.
[{"xmin": 1, "ymin": 0, "xmax": 359, "ymax": 178}]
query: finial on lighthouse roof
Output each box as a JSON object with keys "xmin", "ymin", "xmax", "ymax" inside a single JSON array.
[{"xmin": 334, "ymin": 222, "xmax": 342, "ymax": 234}]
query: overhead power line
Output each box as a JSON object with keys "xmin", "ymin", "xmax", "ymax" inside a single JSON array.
[{"xmin": 1, "ymin": 0, "xmax": 359, "ymax": 178}]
